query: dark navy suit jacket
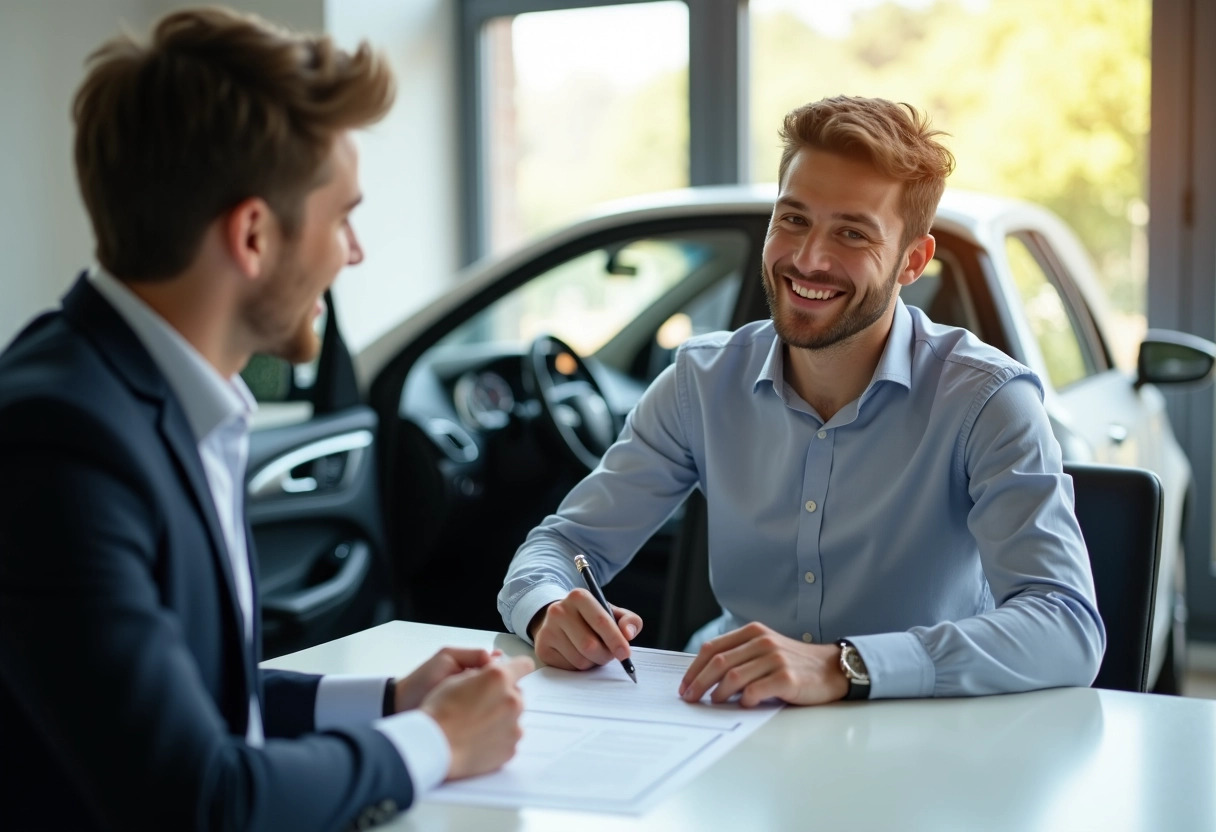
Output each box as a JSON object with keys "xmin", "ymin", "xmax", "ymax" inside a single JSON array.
[{"xmin": 0, "ymin": 276, "xmax": 414, "ymax": 830}]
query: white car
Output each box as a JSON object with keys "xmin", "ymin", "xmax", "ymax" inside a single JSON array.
[{"xmin": 250, "ymin": 186, "xmax": 1214, "ymax": 693}]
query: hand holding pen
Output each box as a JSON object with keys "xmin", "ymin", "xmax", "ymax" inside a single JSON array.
[
  {"xmin": 574, "ymin": 554, "xmax": 637, "ymax": 683},
  {"xmin": 526, "ymin": 554, "xmax": 643, "ymax": 680}
]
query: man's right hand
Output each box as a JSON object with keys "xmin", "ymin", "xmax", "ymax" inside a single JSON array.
[
  {"xmin": 420, "ymin": 655, "xmax": 534, "ymax": 780},
  {"xmin": 528, "ymin": 588, "xmax": 643, "ymax": 672}
]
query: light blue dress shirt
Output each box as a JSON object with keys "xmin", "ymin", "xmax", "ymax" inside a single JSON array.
[
  {"xmin": 499, "ymin": 300, "xmax": 1105, "ymax": 698},
  {"xmin": 89, "ymin": 271, "xmax": 448, "ymax": 791}
]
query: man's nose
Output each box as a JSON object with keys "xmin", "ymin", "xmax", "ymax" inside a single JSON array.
[
  {"xmin": 347, "ymin": 229, "xmax": 364, "ymax": 266},
  {"xmin": 792, "ymin": 230, "xmax": 831, "ymax": 274}
]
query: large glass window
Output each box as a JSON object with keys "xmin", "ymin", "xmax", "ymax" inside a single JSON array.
[
  {"xmin": 749, "ymin": 0, "xmax": 1150, "ymax": 363},
  {"xmin": 481, "ymin": 2, "xmax": 690, "ymax": 255}
]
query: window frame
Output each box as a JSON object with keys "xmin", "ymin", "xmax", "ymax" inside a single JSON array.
[
  {"xmin": 458, "ymin": 0, "xmax": 747, "ymax": 265},
  {"xmin": 1004, "ymin": 231, "xmax": 1104, "ymax": 390}
]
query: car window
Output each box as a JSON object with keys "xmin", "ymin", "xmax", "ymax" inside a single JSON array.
[
  {"xmin": 631, "ymin": 265, "xmax": 745, "ymax": 381},
  {"xmin": 1005, "ymin": 234, "xmax": 1095, "ymax": 389},
  {"xmin": 437, "ymin": 231, "xmax": 748, "ymax": 359}
]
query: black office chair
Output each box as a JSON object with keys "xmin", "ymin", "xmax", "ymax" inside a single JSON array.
[
  {"xmin": 1064, "ymin": 462, "xmax": 1163, "ymax": 692},
  {"xmin": 657, "ymin": 463, "xmax": 1164, "ymax": 693},
  {"xmin": 657, "ymin": 490, "xmax": 716, "ymax": 652}
]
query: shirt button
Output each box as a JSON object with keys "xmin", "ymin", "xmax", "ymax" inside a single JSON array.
[
  {"xmin": 803, "ymin": 633, "xmax": 815, "ymax": 643},
  {"xmin": 804, "ymin": 571, "xmax": 816, "ymax": 584},
  {"xmin": 817, "ymin": 430, "xmax": 827, "ymax": 439},
  {"xmin": 805, "ymin": 500, "xmax": 817, "ymax": 512}
]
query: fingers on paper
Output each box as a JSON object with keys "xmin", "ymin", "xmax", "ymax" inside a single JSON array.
[
  {"xmin": 679, "ymin": 624, "xmax": 756, "ymax": 694},
  {"xmin": 681, "ymin": 623, "xmax": 792, "ymax": 706}
]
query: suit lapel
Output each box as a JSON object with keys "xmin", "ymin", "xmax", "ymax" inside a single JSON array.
[
  {"xmin": 61, "ymin": 275, "xmax": 254, "ymax": 709},
  {"xmin": 156, "ymin": 402, "xmax": 243, "ymax": 618}
]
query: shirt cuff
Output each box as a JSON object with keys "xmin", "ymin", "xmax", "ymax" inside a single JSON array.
[
  {"xmin": 846, "ymin": 631, "xmax": 936, "ymax": 699},
  {"xmin": 373, "ymin": 710, "xmax": 451, "ymax": 796},
  {"xmin": 510, "ymin": 583, "xmax": 572, "ymax": 645},
  {"xmin": 315, "ymin": 675, "xmax": 390, "ymax": 729}
]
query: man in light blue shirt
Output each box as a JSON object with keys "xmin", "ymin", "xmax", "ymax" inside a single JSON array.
[{"xmin": 499, "ymin": 95, "xmax": 1105, "ymax": 705}]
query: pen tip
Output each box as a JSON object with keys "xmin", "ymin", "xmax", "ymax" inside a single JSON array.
[{"xmin": 628, "ymin": 670, "xmax": 638, "ymax": 684}]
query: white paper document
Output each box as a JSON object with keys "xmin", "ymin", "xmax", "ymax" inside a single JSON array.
[{"xmin": 425, "ymin": 647, "xmax": 783, "ymax": 814}]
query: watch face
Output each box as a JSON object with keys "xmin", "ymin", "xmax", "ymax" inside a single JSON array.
[{"xmin": 842, "ymin": 646, "xmax": 869, "ymax": 681}]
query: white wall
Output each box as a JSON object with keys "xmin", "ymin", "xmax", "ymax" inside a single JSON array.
[
  {"xmin": 0, "ymin": 0, "xmax": 459, "ymax": 354},
  {"xmin": 0, "ymin": 0, "xmax": 145, "ymax": 348},
  {"xmin": 326, "ymin": 0, "xmax": 461, "ymax": 352}
]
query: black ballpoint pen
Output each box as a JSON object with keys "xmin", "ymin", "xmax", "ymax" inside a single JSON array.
[{"xmin": 574, "ymin": 554, "xmax": 638, "ymax": 683}]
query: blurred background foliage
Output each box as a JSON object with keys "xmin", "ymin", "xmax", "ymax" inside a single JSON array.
[
  {"xmin": 750, "ymin": 0, "xmax": 1150, "ymax": 316},
  {"xmin": 502, "ymin": 0, "xmax": 1148, "ymax": 318}
]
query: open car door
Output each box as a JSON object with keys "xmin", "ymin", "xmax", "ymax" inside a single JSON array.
[{"xmin": 243, "ymin": 294, "xmax": 392, "ymax": 658}]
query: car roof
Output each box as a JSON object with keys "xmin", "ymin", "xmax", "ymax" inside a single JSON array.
[
  {"xmin": 354, "ymin": 183, "xmax": 1093, "ymax": 385},
  {"xmin": 511, "ymin": 184, "xmax": 1054, "ymax": 253}
]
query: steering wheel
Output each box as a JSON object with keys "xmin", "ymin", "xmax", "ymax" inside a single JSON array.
[{"xmin": 524, "ymin": 334, "xmax": 618, "ymax": 471}]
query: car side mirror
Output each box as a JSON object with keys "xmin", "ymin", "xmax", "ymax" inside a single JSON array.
[{"xmin": 1136, "ymin": 329, "xmax": 1216, "ymax": 388}]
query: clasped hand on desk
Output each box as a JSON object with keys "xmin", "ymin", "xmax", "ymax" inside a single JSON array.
[
  {"xmin": 389, "ymin": 647, "xmax": 534, "ymax": 779},
  {"xmin": 530, "ymin": 593, "xmax": 849, "ymax": 706}
]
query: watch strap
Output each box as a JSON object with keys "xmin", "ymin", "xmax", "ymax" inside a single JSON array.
[
  {"xmin": 382, "ymin": 677, "xmax": 397, "ymax": 717},
  {"xmin": 837, "ymin": 640, "xmax": 871, "ymax": 701}
]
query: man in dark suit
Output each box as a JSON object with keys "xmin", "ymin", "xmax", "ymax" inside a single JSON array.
[{"xmin": 0, "ymin": 7, "xmax": 532, "ymax": 830}]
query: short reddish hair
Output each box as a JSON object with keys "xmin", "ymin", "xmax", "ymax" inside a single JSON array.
[{"xmin": 778, "ymin": 96, "xmax": 955, "ymax": 247}]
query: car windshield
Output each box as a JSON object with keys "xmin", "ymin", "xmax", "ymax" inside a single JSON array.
[{"xmin": 433, "ymin": 231, "xmax": 749, "ymax": 358}]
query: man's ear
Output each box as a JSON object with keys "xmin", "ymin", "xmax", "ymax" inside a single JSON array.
[
  {"xmin": 897, "ymin": 234, "xmax": 937, "ymax": 287},
  {"xmin": 223, "ymin": 196, "xmax": 278, "ymax": 280}
]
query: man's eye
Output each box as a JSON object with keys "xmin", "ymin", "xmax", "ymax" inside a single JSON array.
[{"xmin": 842, "ymin": 229, "xmax": 865, "ymax": 241}]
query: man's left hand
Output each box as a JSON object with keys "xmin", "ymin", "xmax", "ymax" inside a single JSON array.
[
  {"xmin": 678, "ymin": 622, "xmax": 850, "ymax": 707},
  {"xmin": 390, "ymin": 647, "xmax": 500, "ymax": 713}
]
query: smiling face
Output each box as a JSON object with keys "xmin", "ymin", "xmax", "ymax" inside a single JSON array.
[
  {"xmin": 242, "ymin": 131, "xmax": 365, "ymax": 364},
  {"xmin": 762, "ymin": 147, "xmax": 928, "ymax": 352}
]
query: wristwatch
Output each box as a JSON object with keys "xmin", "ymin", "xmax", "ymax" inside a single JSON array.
[{"xmin": 837, "ymin": 639, "xmax": 871, "ymax": 700}]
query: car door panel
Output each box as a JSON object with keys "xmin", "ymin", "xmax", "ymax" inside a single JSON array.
[
  {"xmin": 248, "ymin": 406, "xmax": 391, "ymax": 658},
  {"xmin": 1056, "ymin": 372, "xmax": 1145, "ymax": 466}
]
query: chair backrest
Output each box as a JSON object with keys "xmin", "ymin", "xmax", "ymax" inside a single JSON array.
[
  {"xmin": 1064, "ymin": 462, "xmax": 1163, "ymax": 692},
  {"xmin": 658, "ymin": 463, "xmax": 1164, "ymax": 693},
  {"xmin": 657, "ymin": 490, "xmax": 716, "ymax": 652}
]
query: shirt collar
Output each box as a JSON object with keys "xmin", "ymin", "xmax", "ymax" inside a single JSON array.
[
  {"xmin": 867, "ymin": 297, "xmax": 913, "ymax": 393},
  {"xmin": 753, "ymin": 326, "xmax": 785, "ymax": 394},
  {"xmin": 751, "ymin": 298, "xmax": 915, "ymax": 399},
  {"xmin": 88, "ymin": 269, "xmax": 256, "ymax": 442}
]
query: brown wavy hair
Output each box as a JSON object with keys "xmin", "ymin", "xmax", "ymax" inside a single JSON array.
[
  {"xmin": 73, "ymin": 7, "xmax": 395, "ymax": 280},
  {"xmin": 777, "ymin": 96, "xmax": 955, "ymax": 248}
]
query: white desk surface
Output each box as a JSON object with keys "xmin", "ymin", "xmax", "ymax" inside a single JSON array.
[{"xmin": 263, "ymin": 621, "xmax": 1216, "ymax": 832}]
